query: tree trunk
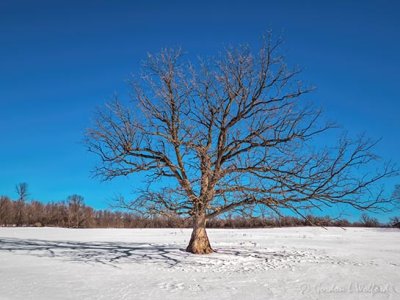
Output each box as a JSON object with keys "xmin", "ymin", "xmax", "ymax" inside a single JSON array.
[{"xmin": 186, "ymin": 214, "xmax": 213, "ymax": 254}]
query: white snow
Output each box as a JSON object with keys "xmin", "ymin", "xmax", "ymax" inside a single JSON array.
[{"xmin": 0, "ymin": 227, "xmax": 399, "ymax": 299}]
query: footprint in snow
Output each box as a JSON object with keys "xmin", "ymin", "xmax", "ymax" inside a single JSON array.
[
  {"xmin": 158, "ymin": 281, "xmax": 203, "ymax": 293},
  {"xmin": 158, "ymin": 281, "xmax": 185, "ymax": 292}
]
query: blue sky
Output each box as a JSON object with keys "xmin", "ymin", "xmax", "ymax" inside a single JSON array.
[{"xmin": 0, "ymin": 0, "xmax": 399, "ymax": 220}]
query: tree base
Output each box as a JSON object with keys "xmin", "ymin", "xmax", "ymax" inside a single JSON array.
[
  {"xmin": 186, "ymin": 224, "xmax": 213, "ymax": 254},
  {"xmin": 186, "ymin": 242, "xmax": 214, "ymax": 254}
]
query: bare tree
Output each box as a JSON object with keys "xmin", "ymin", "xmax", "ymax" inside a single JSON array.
[
  {"xmin": 86, "ymin": 35, "xmax": 397, "ymax": 254},
  {"xmin": 389, "ymin": 216, "xmax": 400, "ymax": 228},
  {"xmin": 67, "ymin": 195, "xmax": 85, "ymax": 228},
  {"xmin": 359, "ymin": 213, "xmax": 380, "ymax": 227},
  {"xmin": 16, "ymin": 182, "xmax": 29, "ymax": 202},
  {"xmin": 0, "ymin": 196, "xmax": 12, "ymax": 226},
  {"xmin": 15, "ymin": 182, "xmax": 29, "ymax": 226}
]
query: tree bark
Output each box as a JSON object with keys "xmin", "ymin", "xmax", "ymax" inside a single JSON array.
[{"xmin": 186, "ymin": 213, "xmax": 213, "ymax": 254}]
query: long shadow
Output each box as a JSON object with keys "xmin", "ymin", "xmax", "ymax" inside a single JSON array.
[
  {"xmin": 0, "ymin": 238, "xmax": 189, "ymax": 268},
  {"xmin": 0, "ymin": 237, "xmax": 321, "ymax": 271}
]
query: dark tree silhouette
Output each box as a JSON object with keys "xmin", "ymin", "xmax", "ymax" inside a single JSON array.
[
  {"xmin": 15, "ymin": 183, "xmax": 29, "ymax": 226},
  {"xmin": 359, "ymin": 213, "xmax": 380, "ymax": 227},
  {"xmin": 67, "ymin": 195, "xmax": 86, "ymax": 228},
  {"xmin": 86, "ymin": 35, "xmax": 397, "ymax": 254}
]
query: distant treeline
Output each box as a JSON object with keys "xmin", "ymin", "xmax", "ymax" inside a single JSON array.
[{"xmin": 0, "ymin": 195, "xmax": 399, "ymax": 228}]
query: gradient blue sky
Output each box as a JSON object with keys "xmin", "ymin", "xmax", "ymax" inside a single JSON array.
[{"xmin": 0, "ymin": 0, "xmax": 399, "ymax": 220}]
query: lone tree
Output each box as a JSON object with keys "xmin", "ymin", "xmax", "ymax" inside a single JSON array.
[
  {"xmin": 86, "ymin": 35, "xmax": 397, "ymax": 254},
  {"xmin": 15, "ymin": 182, "xmax": 29, "ymax": 226}
]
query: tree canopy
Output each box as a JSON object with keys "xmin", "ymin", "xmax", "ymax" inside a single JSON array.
[{"xmin": 86, "ymin": 35, "xmax": 398, "ymax": 253}]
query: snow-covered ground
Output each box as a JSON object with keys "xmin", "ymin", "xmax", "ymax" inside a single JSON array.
[{"xmin": 0, "ymin": 227, "xmax": 399, "ymax": 300}]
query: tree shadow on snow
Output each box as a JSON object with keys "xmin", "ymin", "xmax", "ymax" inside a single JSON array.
[
  {"xmin": 0, "ymin": 237, "xmax": 320, "ymax": 270},
  {"xmin": 0, "ymin": 238, "xmax": 188, "ymax": 268}
]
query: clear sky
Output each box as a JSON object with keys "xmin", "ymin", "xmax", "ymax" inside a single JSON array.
[{"xmin": 0, "ymin": 0, "xmax": 399, "ymax": 220}]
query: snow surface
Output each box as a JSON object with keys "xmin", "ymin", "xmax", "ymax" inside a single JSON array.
[{"xmin": 0, "ymin": 227, "xmax": 399, "ymax": 299}]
